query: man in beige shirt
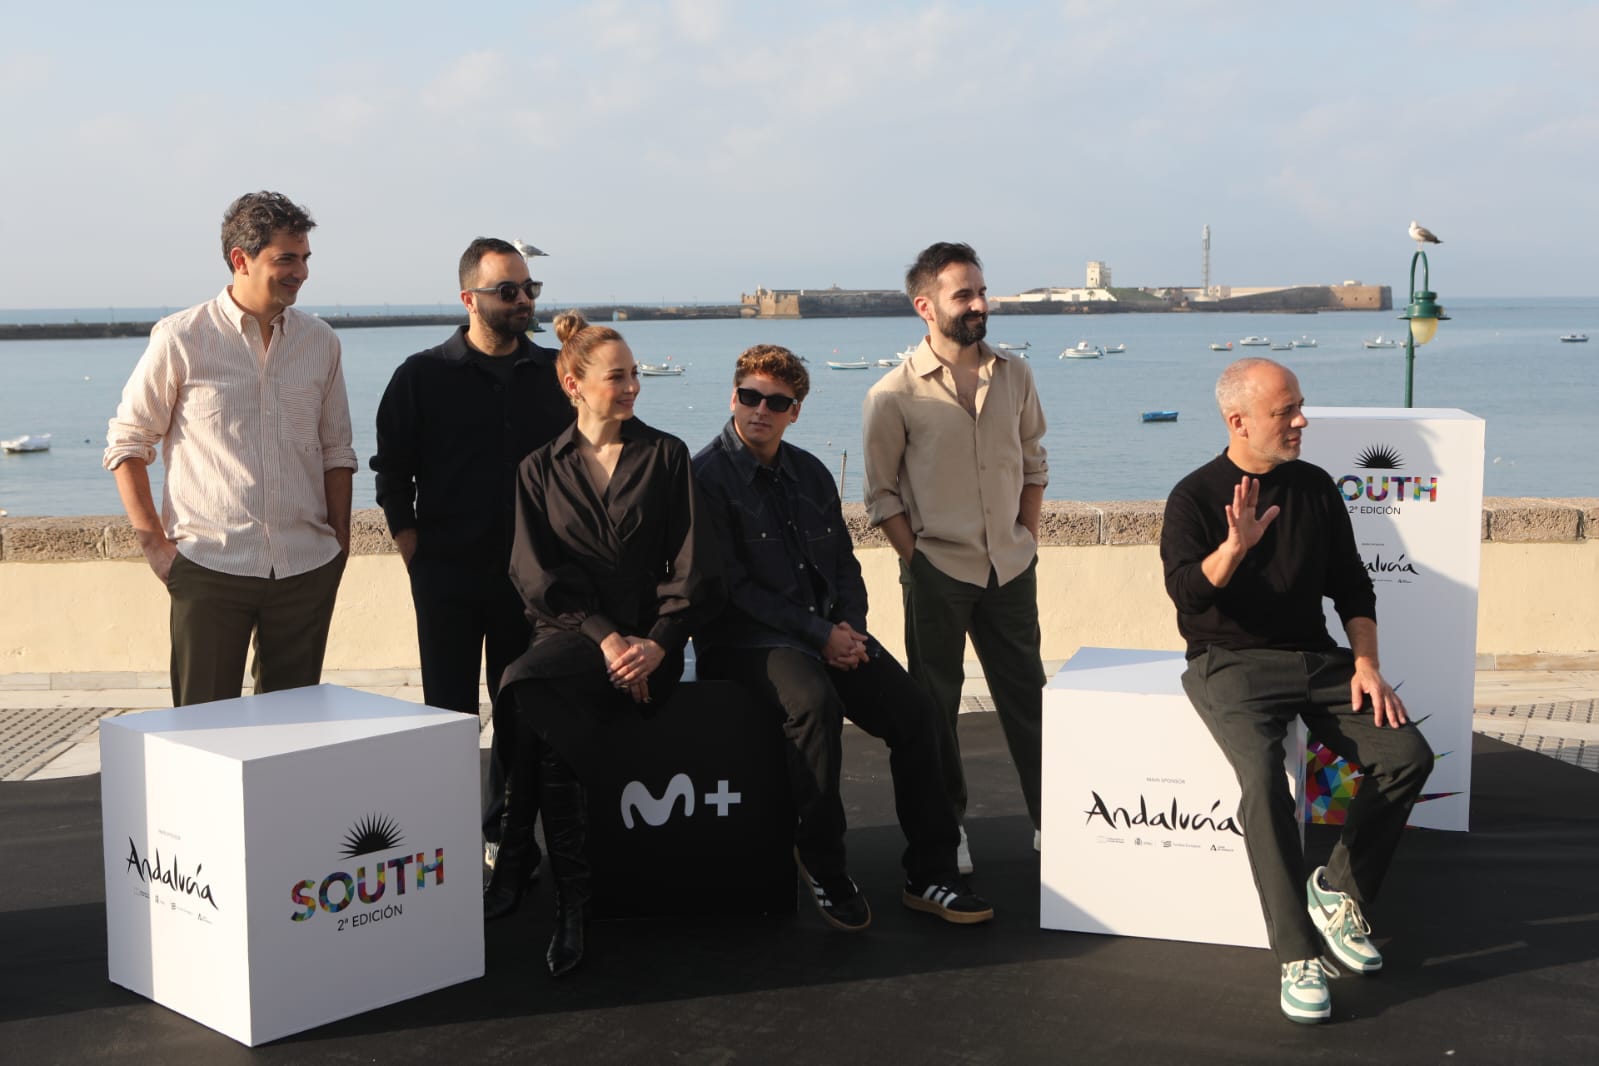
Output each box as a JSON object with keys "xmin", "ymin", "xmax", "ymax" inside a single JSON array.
[
  {"xmin": 863, "ymin": 241, "xmax": 1048, "ymax": 872},
  {"xmin": 105, "ymin": 191, "xmax": 357, "ymax": 705}
]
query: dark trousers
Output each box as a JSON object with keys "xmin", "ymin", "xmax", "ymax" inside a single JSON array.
[
  {"xmin": 698, "ymin": 643, "xmax": 960, "ymax": 884},
  {"xmin": 901, "ymin": 551, "xmax": 1045, "ymax": 828},
  {"xmin": 408, "ymin": 558, "xmax": 531, "ymax": 840},
  {"xmin": 166, "ymin": 551, "xmax": 345, "ymax": 707},
  {"xmin": 1182, "ymin": 646, "xmax": 1435, "ymax": 963}
]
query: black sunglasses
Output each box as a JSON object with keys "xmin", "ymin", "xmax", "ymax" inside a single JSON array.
[
  {"xmin": 736, "ymin": 387, "xmax": 798, "ymax": 413},
  {"xmin": 467, "ymin": 279, "xmax": 543, "ymax": 302}
]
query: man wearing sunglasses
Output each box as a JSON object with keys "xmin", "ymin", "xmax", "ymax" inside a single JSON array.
[
  {"xmin": 693, "ymin": 345, "xmax": 992, "ymax": 933},
  {"xmin": 371, "ymin": 237, "xmax": 573, "ymax": 880},
  {"xmin": 105, "ymin": 191, "xmax": 357, "ymax": 706}
]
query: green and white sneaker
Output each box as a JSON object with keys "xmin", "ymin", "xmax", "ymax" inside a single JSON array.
[
  {"xmin": 1306, "ymin": 866, "xmax": 1383, "ymax": 973},
  {"xmin": 1280, "ymin": 958, "xmax": 1338, "ymax": 1023}
]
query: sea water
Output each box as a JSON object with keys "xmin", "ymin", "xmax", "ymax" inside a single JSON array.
[{"xmin": 1, "ymin": 298, "xmax": 1593, "ymax": 517}]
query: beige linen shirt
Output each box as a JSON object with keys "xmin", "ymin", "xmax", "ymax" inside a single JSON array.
[
  {"xmin": 863, "ymin": 339, "xmax": 1048, "ymax": 587},
  {"xmin": 104, "ymin": 289, "xmax": 358, "ymax": 579}
]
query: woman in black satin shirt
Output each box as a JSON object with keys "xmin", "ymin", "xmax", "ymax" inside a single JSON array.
[{"xmin": 484, "ymin": 311, "xmax": 719, "ymax": 977}]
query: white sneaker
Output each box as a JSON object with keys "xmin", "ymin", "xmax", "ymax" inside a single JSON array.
[
  {"xmin": 1306, "ymin": 867, "xmax": 1383, "ymax": 973},
  {"xmin": 1280, "ymin": 957, "xmax": 1338, "ymax": 1023},
  {"xmin": 957, "ymin": 825, "xmax": 973, "ymax": 875}
]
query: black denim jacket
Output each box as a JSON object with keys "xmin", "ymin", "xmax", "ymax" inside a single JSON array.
[{"xmin": 692, "ymin": 420, "xmax": 869, "ymax": 656}]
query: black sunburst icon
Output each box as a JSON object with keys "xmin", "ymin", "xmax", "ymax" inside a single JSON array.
[
  {"xmin": 1355, "ymin": 445, "xmax": 1404, "ymax": 470},
  {"xmin": 340, "ymin": 814, "xmax": 404, "ymax": 857}
]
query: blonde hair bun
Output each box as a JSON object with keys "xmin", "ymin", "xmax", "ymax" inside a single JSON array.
[{"xmin": 553, "ymin": 311, "xmax": 590, "ymax": 346}]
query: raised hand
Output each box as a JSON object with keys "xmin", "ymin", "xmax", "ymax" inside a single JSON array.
[{"xmin": 1225, "ymin": 476, "xmax": 1280, "ymax": 552}]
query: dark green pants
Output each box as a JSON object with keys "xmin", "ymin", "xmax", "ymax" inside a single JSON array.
[
  {"xmin": 1182, "ymin": 646, "xmax": 1435, "ymax": 963},
  {"xmin": 900, "ymin": 551, "xmax": 1044, "ymax": 828},
  {"xmin": 166, "ymin": 551, "xmax": 346, "ymax": 706}
]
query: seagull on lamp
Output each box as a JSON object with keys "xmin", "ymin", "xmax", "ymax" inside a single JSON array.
[
  {"xmin": 512, "ymin": 239, "xmax": 548, "ymax": 259},
  {"xmin": 1408, "ymin": 221, "xmax": 1442, "ymax": 249}
]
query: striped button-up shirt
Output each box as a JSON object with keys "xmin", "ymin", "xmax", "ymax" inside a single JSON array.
[
  {"xmin": 104, "ymin": 288, "xmax": 358, "ymax": 579},
  {"xmin": 863, "ymin": 339, "xmax": 1049, "ymax": 588}
]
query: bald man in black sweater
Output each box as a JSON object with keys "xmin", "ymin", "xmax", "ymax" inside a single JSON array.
[{"xmin": 1161, "ymin": 358, "xmax": 1434, "ymax": 1025}]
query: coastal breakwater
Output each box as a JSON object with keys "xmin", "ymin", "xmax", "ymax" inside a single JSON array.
[
  {"xmin": 0, "ymin": 305, "xmax": 746, "ymax": 342},
  {"xmin": 2, "ymin": 499, "xmax": 1595, "ymax": 681}
]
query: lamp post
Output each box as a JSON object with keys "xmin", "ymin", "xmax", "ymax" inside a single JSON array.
[{"xmin": 1398, "ymin": 251, "xmax": 1448, "ymax": 407}]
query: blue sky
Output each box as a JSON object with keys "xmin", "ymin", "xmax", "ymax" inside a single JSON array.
[{"xmin": 1, "ymin": 1, "xmax": 1593, "ymax": 307}]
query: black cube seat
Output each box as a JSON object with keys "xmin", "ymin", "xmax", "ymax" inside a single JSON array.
[{"xmin": 584, "ymin": 678, "xmax": 796, "ymax": 919}]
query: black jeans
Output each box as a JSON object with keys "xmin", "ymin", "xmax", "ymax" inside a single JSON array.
[
  {"xmin": 699, "ymin": 643, "xmax": 960, "ymax": 884},
  {"xmin": 409, "ymin": 557, "xmax": 530, "ymax": 839},
  {"xmin": 900, "ymin": 551, "xmax": 1044, "ymax": 828},
  {"xmin": 1182, "ymin": 646, "xmax": 1435, "ymax": 963}
]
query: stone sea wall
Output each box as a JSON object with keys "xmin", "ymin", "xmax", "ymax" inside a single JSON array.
[{"xmin": 2, "ymin": 499, "xmax": 1596, "ymax": 679}]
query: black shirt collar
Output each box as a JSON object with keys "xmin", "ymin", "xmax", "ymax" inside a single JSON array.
[{"xmin": 717, "ymin": 417, "xmax": 794, "ymax": 485}]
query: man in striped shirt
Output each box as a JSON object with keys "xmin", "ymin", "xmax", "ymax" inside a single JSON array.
[{"xmin": 105, "ymin": 191, "xmax": 358, "ymax": 706}]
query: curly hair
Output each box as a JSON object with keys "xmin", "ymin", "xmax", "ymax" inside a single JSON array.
[
  {"xmin": 733, "ymin": 344, "xmax": 810, "ymax": 402},
  {"xmin": 905, "ymin": 241, "xmax": 982, "ymax": 299},
  {"xmin": 553, "ymin": 312, "xmax": 628, "ymax": 404},
  {"xmin": 219, "ymin": 191, "xmax": 316, "ymax": 270}
]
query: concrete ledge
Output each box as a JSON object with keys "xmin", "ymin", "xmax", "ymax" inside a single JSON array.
[
  {"xmin": 6, "ymin": 498, "xmax": 1595, "ymax": 561},
  {"xmin": 1483, "ymin": 497, "xmax": 1585, "ymax": 543}
]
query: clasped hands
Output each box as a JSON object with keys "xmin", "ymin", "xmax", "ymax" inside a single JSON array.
[
  {"xmin": 601, "ymin": 633, "xmax": 665, "ymax": 704},
  {"xmin": 823, "ymin": 621, "xmax": 869, "ymax": 671}
]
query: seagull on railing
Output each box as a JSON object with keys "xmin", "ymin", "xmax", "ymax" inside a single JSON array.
[
  {"xmin": 1408, "ymin": 221, "xmax": 1442, "ymax": 249},
  {"xmin": 513, "ymin": 239, "xmax": 548, "ymax": 258}
]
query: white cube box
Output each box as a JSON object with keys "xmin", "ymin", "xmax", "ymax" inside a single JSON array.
[
  {"xmin": 1040, "ymin": 647, "xmax": 1304, "ymax": 949},
  {"xmin": 101, "ymin": 685, "xmax": 484, "ymax": 1046}
]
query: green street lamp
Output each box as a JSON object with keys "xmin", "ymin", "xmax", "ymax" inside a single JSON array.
[{"xmin": 1399, "ymin": 250, "xmax": 1448, "ymax": 407}]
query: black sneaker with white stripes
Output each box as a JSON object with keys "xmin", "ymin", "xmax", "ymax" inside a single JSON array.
[
  {"xmin": 902, "ymin": 879, "xmax": 995, "ymax": 924},
  {"xmin": 795, "ymin": 851, "xmax": 872, "ymax": 932}
]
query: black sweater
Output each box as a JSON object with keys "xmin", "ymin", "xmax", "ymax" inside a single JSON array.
[{"xmin": 1161, "ymin": 453, "xmax": 1375, "ymax": 659}]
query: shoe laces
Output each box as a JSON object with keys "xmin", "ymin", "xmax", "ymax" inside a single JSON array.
[
  {"xmin": 1325, "ymin": 895, "xmax": 1372, "ymax": 940},
  {"xmin": 1287, "ymin": 957, "xmax": 1342, "ymax": 986}
]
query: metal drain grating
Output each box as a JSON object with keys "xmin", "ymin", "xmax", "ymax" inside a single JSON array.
[{"xmin": 0, "ymin": 706, "xmax": 111, "ymax": 781}]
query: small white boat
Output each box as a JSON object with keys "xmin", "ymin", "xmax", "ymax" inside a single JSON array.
[
  {"xmin": 1, "ymin": 433, "xmax": 51, "ymax": 453},
  {"xmin": 1559, "ymin": 334, "xmax": 1589, "ymax": 343},
  {"xmin": 1060, "ymin": 341, "xmax": 1103, "ymax": 360},
  {"xmin": 1238, "ymin": 336, "xmax": 1271, "ymax": 347},
  {"xmin": 896, "ymin": 344, "xmax": 919, "ymax": 360},
  {"xmin": 638, "ymin": 363, "xmax": 685, "ymax": 377},
  {"xmin": 1269, "ymin": 343, "xmax": 1294, "ymax": 351},
  {"xmin": 1209, "ymin": 342, "xmax": 1234, "ymax": 352},
  {"xmin": 995, "ymin": 341, "xmax": 1032, "ymax": 352},
  {"xmin": 1102, "ymin": 343, "xmax": 1126, "ymax": 354},
  {"xmin": 1292, "ymin": 337, "xmax": 1319, "ymax": 348},
  {"xmin": 874, "ymin": 358, "xmax": 899, "ymax": 368},
  {"xmin": 827, "ymin": 360, "xmax": 870, "ymax": 370},
  {"xmin": 1363, "ymin": 336, "xmax": 1403, "ymax": 349}
]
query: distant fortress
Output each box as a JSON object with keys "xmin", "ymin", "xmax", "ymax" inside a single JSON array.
[{"xmin": 740, "ymin": 263, "xmax": 1390, "ymax": 320}]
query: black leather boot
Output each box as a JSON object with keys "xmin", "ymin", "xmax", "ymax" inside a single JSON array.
[
  {"xmin": 483, "ymin": 767, "xmax": 541, "ymax": 921},
  {"xmin": 540, "ymin": 745, "xmax": 590, "ymax": 978}
]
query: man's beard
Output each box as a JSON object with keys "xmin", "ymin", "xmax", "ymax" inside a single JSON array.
[
  {"xmin": 937, "ymin": 308, "xmax": 987, "ymax": 346},
  {"xmin": 481, "ymin": 303, "xmax": 533, "ymax": 343}
]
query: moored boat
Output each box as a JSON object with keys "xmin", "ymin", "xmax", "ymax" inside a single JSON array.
[
  {"xmin": 1209, "ymin": 342, "xmax": 1233, "ymax": 352},
  {"xmin": 1060, "ymin": 341, "xmax": 1103, "ymax": 359},
  {"xmin": 638, "ymin": 363, "xmax": 685, "ymax": 376},
  {"xmin": 1559, "ymin": 333, "xmax": 1589, "ymax": 343},
  {"xmin": 1140, "ymin": 410, "xmax": 1178, "ymax": 423},
  {"xmin": 1238, "ymin": 336, "xmax": 1271, "ymax": 347},
  {"xmin": 1102, "ymin": 343, "xmax": 1126, "ymax": 354},
  {"xmin": 1363, "ymin": 336, "xmax": 1403, "ymax": 349},
  {"xmin": 827, "ymin": 360, "xmax": 870, "ymax": 370},
  {"xmin": 995, "ymin": 341, "xmax": 1031, "ymax": 352},
  {"xmin": 1292, "ymin": 337, "xmax": 1318, "ymax": 348}
]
